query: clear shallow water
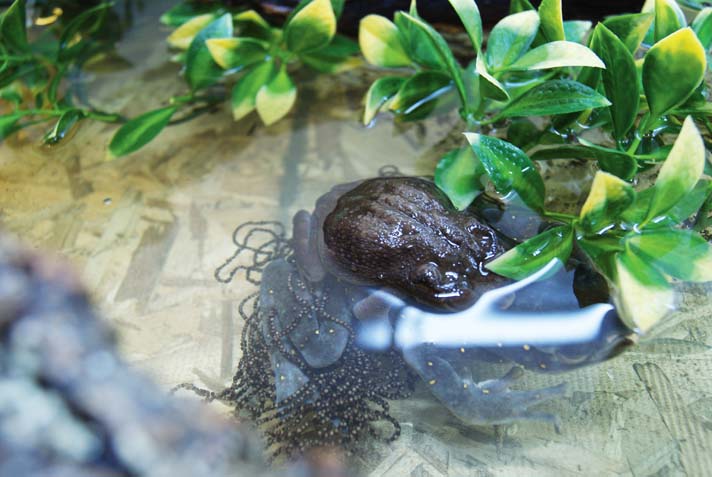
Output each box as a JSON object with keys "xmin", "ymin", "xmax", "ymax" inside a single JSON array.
[{"xmin": 2, "ymin": 2, "xmax": 712, "ymax": 475}]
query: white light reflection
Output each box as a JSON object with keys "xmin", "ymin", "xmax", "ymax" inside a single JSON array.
[{"xmin": 357, "ymin": 259, "xmax": 614, "ymax": 351}]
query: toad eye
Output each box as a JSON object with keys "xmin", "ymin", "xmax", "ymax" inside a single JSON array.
[{"xmin": 411, "ymin": 262, "xmax": 443, "ymax": 287}]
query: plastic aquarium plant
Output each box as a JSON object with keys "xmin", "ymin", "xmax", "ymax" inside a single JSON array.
[
  {"xmin": 359, "ymin": 0, "xmax": 712, "ymax": 331},
  {"xmin": 0, "ymin": 1, "xmax": 124, "ymax": 144},
  {"xmin": 160, "ymin": 0, "xmax": 359, "ymax": 126}
]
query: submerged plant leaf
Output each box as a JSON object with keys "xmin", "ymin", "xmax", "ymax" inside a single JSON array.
[
  {"xmin": 363, "ymin": 76, "xmax": 405, "ymax": 125},
  {"xmin": 206, "ymin": 38, "xmax": 267, "ymax": 70},
  {"xmin": 43, "ymin": 109, "xmax": 84, "ymax": 145},
  {"xmin": 487, "ymin": 225, "xmax": 574, "ymax": 280},
  {"xmin": 602, "ymin": 12, "xmax": 654, "ymax": 53},
  {"xmin": 185, "ymin": 14, "xmax": 233, "ymax": 90},
  {"xmin": 0, "ymin": 0, "xmax": 28, "ymax": 53},
  {"xmin": 538, "ymin": 0, "xmax": 565, "ymax": 42},
  {"xmin": 509, "ymin": 41, "xmax": 605, "ymax": 71},
  {"xmin": 285, "ymin": 0, "xmax": 336, "ymax": 53},
  {"xmin": 358, "ymin": 15, "xmax": 411, "ymax": 67},
  {"xmin": 447, "ymin": 0, "xmax": 483, "ymax": 51},
  {"xmin": 613, "ymin": 249, "xmax": 675, "ymax": 332},
  {"xmin": 464, "ymin": 133, "xmax": 545, "ymax": 212},
  {"xmin": 591, "ymin": 24, "xmax": 639, "ymax": 139},
  {"xmin": 167, "ymin": 13, "xmax": 215, "ymax": 50},
  {"xmin": 255, "ymin": 64, "xmax": 297, "ymax": 125},
  {"xmin": 434, "ymin": 146, "xmax": 485, "ymax": 210},
  {"xmin": 486, "ymin": 11, "xmax": 540, "ymax": 71},
  {"xmin": 642, "ymin": 28, "xmax": 706, "ymax": 120},
  {"xmin": 628, "ymin": 229, "xmax": 712, "ymax": 282},
  {"xmin": 646, "ymin": 116, "xmax": 705, "ymax": 221},
  {"xmin": 109, "ymin": 106, "xmax": 177, "ymax": 157},
  {"xmin": 498, "ymin": 79, "xmax": 610, "ymax": 119},
  {"xmin": 579, "ymin": 171, "xmax": 636, "ymax": 233},
  {"xmin": 231, "ymin": 60, "xmax": 275, "ymax": 121}
]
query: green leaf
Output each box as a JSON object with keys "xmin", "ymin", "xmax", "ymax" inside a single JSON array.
[
  {"xmin": 285, "ymin": 0, "xmax": 344, "ymax": 24},
  {"xmin": 394, "ymin": 9, "xmax": 443, "ymax": 69},
  {"xmin": 486, "ymin": 225, "xmax": 574, "ymax": 280},
  {"xmin": 577, "ymin": 235, "xmax": 623, "ymax": 278},
  {"xmin": 591, "ymin": 24, "xmax": 639, "ymax": 139},
  {"xmin": 0, "ymin": 112, "xmax": 26, "ymax": 140},
  {"xmin": 486, "ymin": 11, "xmax": 540, "ymax": 71},
  {"xmin": 285, "ymin": 0, "xmax": 336, "ymax": 54},
  {"xmin": 300, "ymin": 35, "xmax": 361, "ymax": 73},
  {"xmin": 363, "ymin": 76, "xmax": 405, "ymax": 125},
  {"xmin": 603, "ymin": 12, "xmax": 654, "ymax": 53},
  {"xmin": 498, "ymin": 79, "xmax": 610, "ymax": 119},
  {"xmin": 475, "ymin": 55, "xmax": 509, "ymax": 101},
  {"xmin": 185, "ymin": 14, "xmax": 233, "ymax": 90},
  {"xmin": 233, "ymin": 10, "xmax": 273, "ymax": 41},
  {"xmin": 613, "ymin": 249, "xmax": 675, "ymax": 332},
  {"xmin": 579, "ymin": 171, "xmax": 636, "ymax": 233},
  {"xmin": 205, "ymin": 38, "xmax": 267, "ymax": 70},
  {"xmin": 57, "ymin": 3, "xmax": 112, "ymax": 61},
  {"xmin": 510, "ymin": 0, "xmax": 535, "ymax": 14},
  {"xmin": 647, "ymin": 116, "xmax": 705, "ymax": 220},
  {"xmin": 109, "ymin": 106, "xmax": 177, "ymax": 157},
  {"xmin": 434, "ymin": 146, "xmax": 485, "ymax": 210},
  {"xmin": 538, "ymin": 0, "xmax": 565, "ymax": 42},
  {"xmin": 692, "ymin": 8, "xmax": 712, "ymax": 50},
  {"xmin": 509, "ymin": 41, "xmax": 605, "ymax": 71},
  {"xmin": 255, "ymin": 64, "xmax": 297, "ymax": 125},
  {"xmin": 160, "ymin": 2, "xmax": 216, "ymax": 27},
  {"xmin": 43, "ymin": 109, "xmax": 84, "ymax": 145},
  {"xmin": 231, "ymin": 60, "xmax": 275, "ymax": 121},
  {"xmin": 358, "ymin": 15, "xmax": 411, "ymax": 67},
  {"xmin": 447, "ymin": 0, "xmax": 483, "ymax": 51},
  {"xmin": 464, "ymin": 133, "xmax": 545, "ymax": 212},
  {"xmin": 563, "ymin": 20, "xmax": 592, "ymax": 44},
  {"xmin": 628, "ymin": 228, "xmax": 712, "ymax": 282},
  {"xmin": 0, "ymin": 0, "xmax": 28, "ymax": 53},
  {"xmin": 395, "ymin": 12, "xmax": 468, "ymax": 110},
  {"xmin": 652, "ymin": 0, "xmax": 686, "ymax": 43},
  {"xmin": 389, "ymin": 71, "xmax": 454, "ymax": 120},
  {"xmin": 167, "ymin": 13, "xmax": 216, "ymax": 50},
  {"xmin": 531, "ymin": 143, "xmax": 638, "ymax": 180},
  {"xmin": 642, "ymin": 28, "xmax": 706, "ymax": 120}
]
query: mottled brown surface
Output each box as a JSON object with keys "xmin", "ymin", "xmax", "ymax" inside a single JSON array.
[{"xmin": 322, "ymin": 177, "xmax": 505, "ymax": 310}]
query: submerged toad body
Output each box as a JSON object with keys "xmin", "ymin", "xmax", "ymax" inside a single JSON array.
[{"xmin": 293, "ymin": 176, "xmax": 507, "ymax": 310}]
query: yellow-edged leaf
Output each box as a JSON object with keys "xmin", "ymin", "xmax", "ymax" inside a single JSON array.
[
  {"xmin": 613, "ymin": 251, "xmax": 675, "ymax": 332},
  {"xmin": 284, "ymin": 0, "xmax": 336, "ymax": 53},
  {"xmin": 579, "ymin": 171, "xmax": 636, "ymax": 233},
  {"xmin": 359, "ymin": 14, "xmax": 411, "ymax": 67},
  {"xmin": 255, "ymin": 65, "xmax": 297, "ymax": 125},
  {"xmin": 231, "ymin": 61, "xmax": 275, "ymax": 121},
  {"xmin": 647, "ymin": 116, "xmax": 705, "ymax": 220},
  {"xmin": 206, "ymin": 37, "xmax": 267, "ymax": 70},
  {"xmin": 167, "ymin": 13, "xmax": 215, "ymax": 50},
  {"xmin": 642, "ymin": 28, "xmax": 706, "ymax": 119}
]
